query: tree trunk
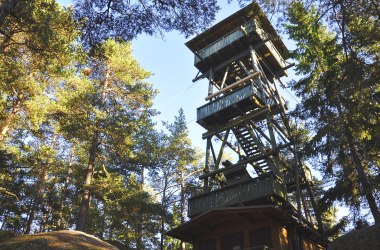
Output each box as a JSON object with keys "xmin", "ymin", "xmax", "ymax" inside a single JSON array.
[
  {"xmin": 76, "ymin": 60, "xmax": 110, "ymax": 232},
  {"xmin": 25, "ymin": 164, "xmax": 48, "ymax": 234},
  {"xmin": 336, "ymin": 101, "xmax": 380, "ymax": 223},
  {"xmin": 24, "ymin": 168, "xmax": 48, "ymax": 234},
  {"xmin": 24, "ymin": 134, "xmax": 57, "ymax": 234},
  {"xmin": 180, "ymin": 173, "xmax": 186, "ymax": 250},
  {"xmin": 136, "ymin": 165, "xmax": 146, "ymax": 246},
  {"xmin": 24, "ymin": 199, "xmax": 37, "ymax": 234},
  {"xmin": 345, "ymin": 129, "xmax": 380, "ymax": 223},
  {"xmin": 76, "ymin": 133, "xmax": 99, "ymax": 232},
  {"xmin": 160, "ymin": 174, "xmax": 168, "ymax": 250},
  {"xmin": 57, "ymin": 146, "xmax": 74, "ymax": 229},
  {"xmin": 0, "ymin": 94, "xmax": 22, "ymax": 142},
  {"xmin": 160, "ymin": 216, "xmax": 165, "ymax": 250}
]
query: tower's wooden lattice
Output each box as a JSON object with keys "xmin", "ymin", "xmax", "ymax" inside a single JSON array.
[{"xmin": 168, "ymin": 3, "xmax": 325, "ymax": 250}]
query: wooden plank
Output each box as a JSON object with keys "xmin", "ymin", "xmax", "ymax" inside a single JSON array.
[
  {"xmin": 202, "ymin": 106, "xmax": 270, "ymax": 139},
  {"xmin": 194, "ymin": 20, "xmax": 257, "ymax": 64},
  {"xmin": 197, "ymin": 84, "xmax": 258, "ymax": 122},
  {"xmin": 192, "ymin": 37, "xmax": 273, "ymax": 82},
  {"xmin": 188, "ymin": 175, "xmax": 286, "ymax": 217},
  {"xmin": 205, "ymin": 71, "xmax": 261, "ymax": 101}
]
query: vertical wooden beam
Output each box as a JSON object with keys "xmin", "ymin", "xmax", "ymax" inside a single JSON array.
[
  {"xmin": 216, "ymin": 236, "xmax": 221, "ymax": 250},
  {"xmin": 204, "ymin": 138, "xmax": 211, "ymax": 191},
  {"xmin": 264, "ymin": 116, "xmax": 276, "ymax": 147},
  {"xmin": 271, "ymin": 226, "xmax": 282, "ymax": 250},
  {"xmin": 249, "ymin": 46, "xmax": 278, "ymax": 154},
  {"xmin": 250, "ymin": 46, "xmax": 266, "ymax": 102},
  {"xmin": 243, "ymin": 230, "xmax": 250, "ymax": 249},
  {"xmin": 293, "ymin": 142, "xmax": 303, "ymax": 221},
  {"xmin": 208, "ymin": 67, "xmax": 214, "ymax": 97}
]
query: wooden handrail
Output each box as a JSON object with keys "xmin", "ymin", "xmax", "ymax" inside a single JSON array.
[{"xmin": 205, "ymin": 71, "xmax": 261, "ymax": 101}]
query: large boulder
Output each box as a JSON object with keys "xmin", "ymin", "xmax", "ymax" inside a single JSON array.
[
  {"xmin": 328, "ymin": 224, "xmax": 380, "ymax": 250},
  {"xmin": 0, "ymin": 230, "xmax": 119, "ymax": 250}
]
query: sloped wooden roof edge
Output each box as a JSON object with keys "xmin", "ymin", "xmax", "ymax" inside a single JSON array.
[
  {"xmin": 185, "ymin": 2, "xmax": 288, "ymax": 58},
  {"xmin": 166, "ymin": 205, "xmax": 322, "ymax": 243}
]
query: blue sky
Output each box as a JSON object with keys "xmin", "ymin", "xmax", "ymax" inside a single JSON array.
[
  {"xmin": 58, "ymin": 0, "xmax": 299, "ymax": 150},
  {"xmin": 57, "ymin": 0, "xmax": 353, "ymax": 224},
  {"xmin": 131, "ymin": 3, "xmax": 300, "ymax": 149}
]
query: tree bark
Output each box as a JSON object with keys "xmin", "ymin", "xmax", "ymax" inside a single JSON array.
[
  {"xmin": 76, "ymin": 133, "xmax": 99, "ymax": 232},
  {"xmin": 76, "ymin": 60, "xmax": 110, "ymax": 232},
  {"xmin": 24, "ymin": 199, "xmax": 37, "ymax": 234},
  {"xmin": 160, "ymin": 173, "xmax": 168, "ymax": 250},
  {"xmin": 345, "ymin": 129, "xmax": 380, "ymax": 223},
  {"xmin": 24, "ymin": 134, "xmax": 56, "ymax": 234},
  {"xmin": 336, "ymin": 100, "xmax": 380, "ymax": 223},
  {"xmin": 24, "ymin": 166, "xmax": 47, "ymax": 234},
  {"xmin": 0, "ymin": 93, "xmax": 22, "ymax": 142},
  {"xmin": 180, "ymin": 172, "xmax": 186, "ymax": 250},
  {"xmin": 57, "ymin": 146, "xmax": 74, "ymax": 229}
]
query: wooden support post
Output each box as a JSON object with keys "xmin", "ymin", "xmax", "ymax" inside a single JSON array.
[
  {"xmin": 208, "ymin": 67, "xmax": 214, "ymax": 97},
  {"xmin": 210, "ymin": 142, "xmax": 217, "ymax": 169},
  {"xmin": 248, "ymin": 120, "xmax": 272, "ymax": 144},
  {"xmin": 220, "ymin": 66, "xmax": 230, "ymax": 89},
  {"xmin": 215, "ymin": 130, "xmax": 230, "ymax": 170},
  {"xmin": 250, "ymin": 46, "xmax": 266, "ymax": 102},
  {"xmin": 266, "ymin": 116, "xmax": 277, "ymax": 148},
  {"xmin": 204, "ymin": 138, "xmax": 211, "ymax": 191},
  {"xmin": 272, "ymin": 119, "xmax": 291, "ymax": 142},
  {"xmin": 293, "ymin": 140, "xmax": 303, "ymax": 221},
  {"xmin": 238, "ymin": 60, "xmax": 251, "ymax": 75}
]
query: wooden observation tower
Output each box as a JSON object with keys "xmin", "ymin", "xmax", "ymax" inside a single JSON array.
[{"xmin": 168, "ymin": 3, "xmax": 325, "ymax": 250}]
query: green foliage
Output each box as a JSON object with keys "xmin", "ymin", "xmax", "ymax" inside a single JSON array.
[
  {"xmin": 149, "ymin": 109, "xmax": 203, "ymax": 249},
  {"xmin": 285, "ymin": 1, "xmax": 380, "ymax": 223},
  {"xmin": 0, "ymin": 0, "xmax": 78, "ymax": 140}
]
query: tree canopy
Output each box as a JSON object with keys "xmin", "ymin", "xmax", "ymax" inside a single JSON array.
[
  {"xmin": 284, "ymin": 0, "xmax": 379, "ymax": 224},
  {"xmin": 0, "ymin": 0, "xmax": 379, "ymax": 248},
  {"xmin": 73, "ymin": 0, "xmax": 220, "ymax": 46}
]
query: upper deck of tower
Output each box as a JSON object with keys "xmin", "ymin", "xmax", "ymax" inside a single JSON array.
[{"xmin": 186, "ymin": 2, "xmax": 289, "ymax": 79}]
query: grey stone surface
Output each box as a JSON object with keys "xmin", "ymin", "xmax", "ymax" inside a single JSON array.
[{"xmin": 328, "ymin": 224, "xmax": 380, "ymax": 250}]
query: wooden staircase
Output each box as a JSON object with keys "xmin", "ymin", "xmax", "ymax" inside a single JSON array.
[{"xmin": 232, "ymin": 123, "xmax": 271, "ymax": 174}]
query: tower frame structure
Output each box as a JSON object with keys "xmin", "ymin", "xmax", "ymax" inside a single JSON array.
[{"xmin": 168, "ymin": 3, "xmax": 325, "ymax": 250}]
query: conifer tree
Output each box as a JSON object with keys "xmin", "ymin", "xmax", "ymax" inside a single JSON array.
[
  {"xmin": 0, "ymin": 0, "xmax": 77, "ymax": 143},
  {"xmin": 285, "ymin": 1, "xmax": 380, "ymax": 223},
  {"xmin": 56, "ymin": 39, "xmax": 157, "ymax": 232}
]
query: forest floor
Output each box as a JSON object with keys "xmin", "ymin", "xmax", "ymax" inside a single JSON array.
[{"xmin": 0, "ymin": 230, "xmax": 119, "ymax": 249}]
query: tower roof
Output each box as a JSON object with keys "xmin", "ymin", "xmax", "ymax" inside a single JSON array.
[{"xmin": 185, "ymin": 2, "xmax": 288, "ymax": 59}]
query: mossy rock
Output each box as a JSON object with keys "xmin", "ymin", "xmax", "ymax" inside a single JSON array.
[{"xmin": 0, "ymin": 230, "xmax": 118, "ymax": 250}]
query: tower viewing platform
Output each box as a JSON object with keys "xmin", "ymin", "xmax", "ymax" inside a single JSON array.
[{"xmin": 167, "ymin": 2, "xmax": 325, "ymax": 250}]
